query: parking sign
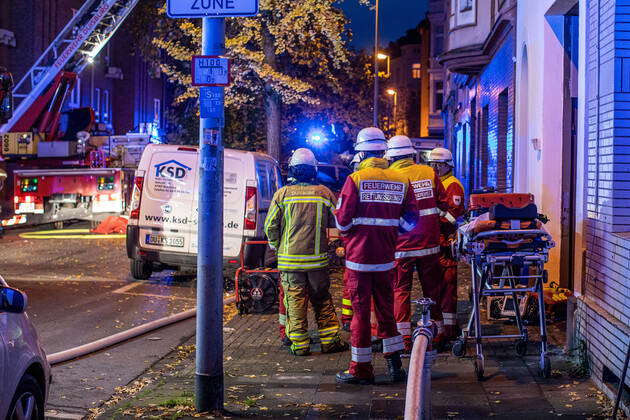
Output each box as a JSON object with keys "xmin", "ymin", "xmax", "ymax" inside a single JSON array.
[
  {"xmin": 192, "ymin": 56, "xmax": 230, "ymax": 86},
  {"xmin": 167, "ymin": 0, "xmax": 259, "ymax": 18}
]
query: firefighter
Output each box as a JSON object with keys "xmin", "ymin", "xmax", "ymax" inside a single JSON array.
[
  {"xmin": 385, "ymin": 136, "xmax": 449, "ymax": 351},
  {"xmin": 335, "ymin": 127, "xmax": 418, "ymax": 385},
  {"xmin": 264, "ymin": 148, "xmax": 347, "ymax": 356},
  {"xmin": 427, "ymin": 147, "xmax": 466, "ymax": 340}
]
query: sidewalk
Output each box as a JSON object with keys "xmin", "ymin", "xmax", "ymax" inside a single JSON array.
[{"xmin": 93, "ymin": 267, "xmax": 618, "ymax": 419}]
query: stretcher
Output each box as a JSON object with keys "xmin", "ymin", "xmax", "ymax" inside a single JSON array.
[{"xmin": 452, "ymin": 193, "xmax": 555, "ymax": 380}]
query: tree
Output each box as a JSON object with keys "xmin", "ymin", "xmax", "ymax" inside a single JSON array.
[{"xmin": 134, "ymin": 1, "xmax": 356, "ymax": 161}]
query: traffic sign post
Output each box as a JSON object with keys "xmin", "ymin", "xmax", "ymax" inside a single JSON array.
[
  {"xmin": 195, "ymin": 17, "xmax": 226, "ymax": 413},
  {"xmin": 166, "ymin": 0, "xmax": 257, "ymax": 413}
]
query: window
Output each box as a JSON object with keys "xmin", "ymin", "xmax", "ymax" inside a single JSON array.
[
  {"xmin": 433, "ymin": 81, "xmax": 444, "ymax": 113},
  {"xmin": 460, "ymin": 0, "xmax": 473, "ymax": 12},
  {"xmin": 153, "ymin": 98, "xmax": 161, "ymax": 128},
  {"xmin": 256, "ymin": 162, "xmax": 273, "ymax": 200},
  {"xmin": 68, "ymin": 78, "xmax": 81, "ymax": 108},
  {"xmin": 497, "ymin": 88, "xmax": 509, "ymax": 192},
  {"xmin": 93, "ymin": 88, "xmax": 101, "ymax": 122},
  {"xmin": 102, "ymin": 90, "xmax": 110, "ymax": 123},
  {"xmin": 434, "ymin": 26, "xmax": 444, "ymax": 56},
  {"xmin": 412, "ymin": 63, "xmax": 421, "ymax": 79}
]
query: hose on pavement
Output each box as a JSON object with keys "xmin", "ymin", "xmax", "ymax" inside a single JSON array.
[{"xmin": 47, "ymin": 295, "xmax": 235, "ymax": 366}]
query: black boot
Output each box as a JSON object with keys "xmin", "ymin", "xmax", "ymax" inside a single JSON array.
[
  {"xmin": 386, "ymin": 352, "xmax": 407, "ymax": 383},
  {"xmin": 335, "ymin": 370, "xmax": 374, "ymax": 385}
]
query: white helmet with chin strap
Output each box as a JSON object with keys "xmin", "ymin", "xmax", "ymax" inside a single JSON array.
[
  {"xmin": 384, "ymin": 135, "xmax": 415, "ymax": 159},
  {"xmin": 428, "ymin": 147, "xmax": 454, "ymax": 167},
  {"xmin": 289, "ymin": 148, "xmax": 318, "ymax": 167},
  {"xmin": 355, "ymin": 127, "xmax": 387, "ymax": 152}
]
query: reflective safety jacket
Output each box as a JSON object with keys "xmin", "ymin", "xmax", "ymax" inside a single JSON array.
[
  {"xmin": 264, "ymin": 183, "xmax": 337, "ymax": 271},
  {"xmin": 439, "ymin": 173, "xmax": 466, "ymax": 245},
  {"xmin": 388, "ymin": 159, "xmax": 448, "ymax": 259},
  {"xmin": 334, "ymin": 158, "xmax": 418, "ymax": 272}
]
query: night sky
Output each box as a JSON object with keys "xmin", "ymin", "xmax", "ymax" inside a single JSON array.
[{"xmin": 340, "ymin": 0, "xmax": 428, "ymax": 49}]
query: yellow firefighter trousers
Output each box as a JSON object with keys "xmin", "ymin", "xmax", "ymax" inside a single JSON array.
[{"xmin": 281, "ymin": 270, "xmax": 342, "ymax": 353}]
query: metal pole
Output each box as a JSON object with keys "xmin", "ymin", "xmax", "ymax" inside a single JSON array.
[
  {"xmin": 373, "ymin": 0, "xmax": 380, "ymax": 127},
  {"xmin": 196, "ymin": 16, "xmax": 225, "ymax": 413}
]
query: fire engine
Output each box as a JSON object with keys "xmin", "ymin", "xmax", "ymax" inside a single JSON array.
[{"xmin": 0, "ymin": 0, "xmax": 144, "ymax": 229}]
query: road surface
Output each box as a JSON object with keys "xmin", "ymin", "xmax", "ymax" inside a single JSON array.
[{"xmin": 0, "ymin": 223, "xmax": 200, "ymax": 419}]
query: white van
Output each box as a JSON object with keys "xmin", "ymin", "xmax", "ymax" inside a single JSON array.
[{"xmin": 126, "ymin": 144, "xmax": 282, "ymax": 280}]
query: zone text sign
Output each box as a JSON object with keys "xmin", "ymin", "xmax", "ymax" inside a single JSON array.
[
  {"xmin": 167, "ymin": 0, "xmax": 259, "ymax": 17},
  {"xmin": 192, "ymin": 56, "xmax": 230, "ymax": 87}
]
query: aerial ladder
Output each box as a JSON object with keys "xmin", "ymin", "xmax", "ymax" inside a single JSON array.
[
  {"xmin": 0, "ymin": 0, "xmax": 141, "ymax": 135},
  {"xmin": 0, "ymin": 0, "xmax": 142, "ymax": 228}
]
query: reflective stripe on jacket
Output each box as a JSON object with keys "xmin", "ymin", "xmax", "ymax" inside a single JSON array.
[
  {"xmin": 264, "ymin": 183, "xmax": 337, "ymax": 271},
  {"xmin": 334, "ymin": 158, "xmax": 418, "ymax": 272},
  {"xmin": 388, "ymin": 158, "xmax": 448, "ymax": 256}
]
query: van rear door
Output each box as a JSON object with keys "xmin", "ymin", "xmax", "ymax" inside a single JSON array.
[
  {"xmin": 138, "ymin": 150, "xmax": 197, "ymax": 254},
  {"xmin": 188, "ymin": 150, "xmax": 246, "ymax": 259},
  {"xmin": 222, "ymin": 151, "xmax": 246, "ymax": 259}
]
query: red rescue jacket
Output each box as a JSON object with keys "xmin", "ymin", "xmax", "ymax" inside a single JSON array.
[
  {"xmin": 388, "ymin": 159, "xmax": 448, "ymax": 258},
  {"xmin": 335, "ymin": 158, "xmax": 418, "ymax": 272},
  {"xmin": 439, "ymin": 173, "xmax": 466, "ymax": 246}
]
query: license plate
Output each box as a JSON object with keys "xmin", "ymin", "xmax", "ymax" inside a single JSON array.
[
  {"xmin": 18, "ymin": 202, "xmax": 35, "ymax": 213},
  {"xmin": 145, "ymin": 234, "xmax": 185, "ymax": 248}
]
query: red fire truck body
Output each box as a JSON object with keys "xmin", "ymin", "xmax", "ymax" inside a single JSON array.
[{"xmin": 0, "ymin": 0, "xmax": 143, "ymax": 229}]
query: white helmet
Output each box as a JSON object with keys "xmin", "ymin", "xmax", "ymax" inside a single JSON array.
[
  {"xmin": 355, "ymin": 127, "xmax": 387, "ymax": 152},
  {"xmin": 428, "ymin": 147, "xmax": 454, "ymax": 166},
  {"xmin": 385, "ymin": 135, "xmax": 415, "ymax": 159},
  {"xmin": 289, "ymin": 148, "xmax": 318, "ymax": 167}
]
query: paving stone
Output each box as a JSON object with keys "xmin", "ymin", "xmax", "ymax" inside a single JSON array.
[{"xmin": 95, "ymin": 266, "xmax": 607, "ymax": 419}]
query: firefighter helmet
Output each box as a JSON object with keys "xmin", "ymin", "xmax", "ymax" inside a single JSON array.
[
  {"xmin": 428, "ymin": 147, "xmax": 454, "ymax": 166},
  {"xmin": 289, "ymin": 148, "xmax": 318, "ymax": 167},
  {"xmin": 355, "ymin": 127, "xmax": 387, "ymax": 152},
  {"xmin": 385, "ymin": 135, "xmax": 415, "ymax": 159}
]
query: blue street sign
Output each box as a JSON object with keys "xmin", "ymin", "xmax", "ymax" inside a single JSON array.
[
  {"xmin": 167, "ymin": 0, "xmax": 259, "ymax": 18},
  {"xmin": 199, "ymin": 86, "xmax": 224, "ymax": 125}
]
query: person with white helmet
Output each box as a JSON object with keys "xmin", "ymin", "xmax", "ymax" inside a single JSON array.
[
  {"xmin": 427, "ymin": 147, "xmax": 466, "ymax": 341},
  {"xmin": 334, "ymin": 127, "xmax": 418, "ymax": 385},
  {"xmin": 385, "ymin": 135, "xmax": 450, "ymax": 352},
  {"xmin": 264, "ymin": 148, "xmax": 348, "ymax": 356}
]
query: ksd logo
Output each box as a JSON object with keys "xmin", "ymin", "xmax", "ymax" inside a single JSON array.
[{"xmin": 154, "ymin": 160, "xmax": 192, "ymax": 179}]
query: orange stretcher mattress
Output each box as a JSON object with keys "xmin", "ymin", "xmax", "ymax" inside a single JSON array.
[{"xmin": 469, "ymin": 193, "xmax": 535, "ymax": 211}]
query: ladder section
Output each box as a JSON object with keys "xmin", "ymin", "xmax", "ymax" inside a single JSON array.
[{"xmin": 0, "ymin": 0, "xmax": 140, "ymax": 134}]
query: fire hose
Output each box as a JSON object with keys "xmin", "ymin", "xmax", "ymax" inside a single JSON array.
[
  {"xmin": 47, "ymin": 295, "xmax": 235, "ymax": 366},
  {"xmin": 404, "ymin": 299, "xmax": 437, "ymax": 420}
]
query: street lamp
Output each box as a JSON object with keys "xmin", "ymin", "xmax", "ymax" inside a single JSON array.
[
  {"xmin": 377, "ymin": 53, "xmax": 390, "ymax": 78},
  {"xmin": 386, "ymin": 88, "xmax": 397, "ymax": 134},
  {"xmin": 373, "ymin": 0, "xmax": 380, "ymax": 127}
]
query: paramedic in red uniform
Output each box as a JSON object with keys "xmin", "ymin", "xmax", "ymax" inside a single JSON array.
[
  {"xmin": 385, "ymin": 136, "xmax": 449, "ymax": 351},
  {"xmin": 334, "ymin": 127, "xmax": 418, "ymax": 385},
  {"xmin": 427, "ymin": 147, "xmax": 466, "ymax": 340}
]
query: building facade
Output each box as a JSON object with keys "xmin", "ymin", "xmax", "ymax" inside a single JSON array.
[
  {"xmin": 0, "ymin": 0, "xmax": 167, "ymax": 136},
  {"xmin": 439, "ymin": 0, "xmax": 517, "ymax": 196},
  {"xmin": 439, "ymin": 0, "xmax": 629, "ymax": 411},
  {"xmin": 384, "ymin": 10, "xmax": 445, "ymax": 140}
]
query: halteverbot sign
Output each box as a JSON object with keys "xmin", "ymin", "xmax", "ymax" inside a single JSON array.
[{"xmin": 167, "ymin": 0, "xmax": 259, "ymax": 17}]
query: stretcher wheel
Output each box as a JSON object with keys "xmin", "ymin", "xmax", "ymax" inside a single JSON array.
[
  {"xmin": 474, "ymin": 356, "xmax": 484, "ymax": 381},
  {"xmin": 452, "ymin": 339, "xmax": 466, "ymax": 357},
  {"xmin": 515, "ymin": 339, "xmax": 528, "ymax": 356},
  {"xmin": 539, "ymin": 354, "xmax": 551, "ymax": 378}
]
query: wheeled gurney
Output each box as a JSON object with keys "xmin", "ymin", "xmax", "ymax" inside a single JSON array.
[{"xmin": 451, "ymin": 193, "xmax": 555, "ymax": 380}]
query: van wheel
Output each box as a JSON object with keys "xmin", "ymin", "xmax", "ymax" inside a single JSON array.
[
  {"xmin": 7, "ymin": 374, "xmax": 45, "ymax": 420},
  {"xmin": 130, "ymin": 259, "xmax": 152, "ymax": 280}
]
